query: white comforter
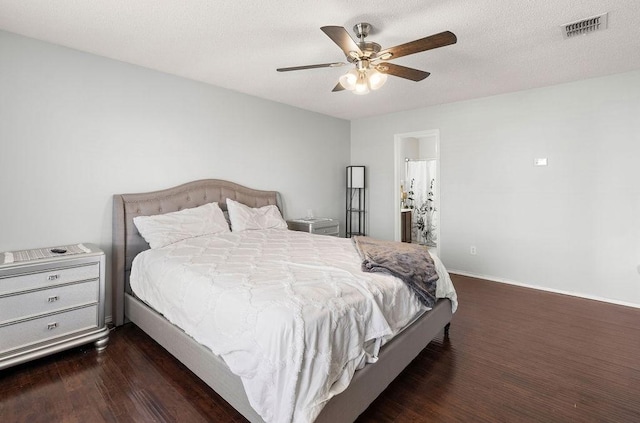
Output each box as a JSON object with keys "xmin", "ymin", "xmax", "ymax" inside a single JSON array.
[{"xmin": 130, "ymin": 229, "xmax": 457, "ymax": 423}]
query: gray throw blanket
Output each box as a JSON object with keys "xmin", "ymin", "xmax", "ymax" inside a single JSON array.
[{"xmin": 352, "ymin": 236, "xmax": 439, "ymax": 308}]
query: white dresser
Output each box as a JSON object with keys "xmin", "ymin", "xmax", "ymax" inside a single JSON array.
[
  {"xmin": 0, "ymin": 243, "xmax": 109, "ymax": 370},
  {"xmin": 287, "ymin": 218, "xmax": 340, "ymax": 237}
]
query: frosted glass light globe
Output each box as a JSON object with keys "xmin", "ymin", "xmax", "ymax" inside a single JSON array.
[
  {"xmin": 338, "ymin": 69, "xmax": 358, "ymax": 90},
  {"xmin": 368, "ymin": 69, "xmax": 388, "ymax": 90}
]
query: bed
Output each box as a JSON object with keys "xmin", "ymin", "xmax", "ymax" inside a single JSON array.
[{"xmin": 112, "ymin": 179, "xmax": 456, "ymax": 423}]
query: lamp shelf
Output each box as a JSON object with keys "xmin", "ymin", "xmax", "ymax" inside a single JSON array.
[{"xmin": 346, "ymin": 166, "xmax": 366, "ymax": 238}]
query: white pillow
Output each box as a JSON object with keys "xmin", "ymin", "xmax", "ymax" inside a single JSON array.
[
  {"xmin": 226, "ymin": 198, "xmax": 287, "ymax": 232},
  {"xmin": 133, "ymin": 202, "xmax": 230, "ymax": 249}
]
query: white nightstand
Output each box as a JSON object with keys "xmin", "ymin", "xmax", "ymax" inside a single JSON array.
[
  {"xmin": 287, "ymin": 218, "xmax": 340, "ymax": 237},
  {"xmin": 0, "ymin": 243, "xmax": 109, "ymax": 370}
]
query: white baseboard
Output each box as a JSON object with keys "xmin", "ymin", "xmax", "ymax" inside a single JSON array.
[{"xmin": 448, "ymin": 269, "xmax": 640, "ymax": 310}]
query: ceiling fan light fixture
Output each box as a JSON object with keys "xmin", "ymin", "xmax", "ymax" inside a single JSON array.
[{"xmin": 339, "ymin": 67, "xmax": 386, "ymax": 94}]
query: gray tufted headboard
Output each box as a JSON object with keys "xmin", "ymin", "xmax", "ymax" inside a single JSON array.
[{"xmin": 112, "ymin": 179, "xmax": 281, "ymax": 326}]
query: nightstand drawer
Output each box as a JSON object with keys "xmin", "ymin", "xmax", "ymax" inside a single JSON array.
[
  {"xmin": 0, "ymin": 279, "xmax": 99, "ymax": 324},
  {"xmin": 0, "ymin": 305, "xmax": 98, "ymax": 355},
  {"xmin": 312, "ymin": 225, "xmax": 339, "ymax": 236},
  {"xmin": 287, "ymin": 219, "xmax": 339, "ymax": 237},
  {"xmin": 0, "ymin": 263, "xmax": 99, "ymax": 295}
]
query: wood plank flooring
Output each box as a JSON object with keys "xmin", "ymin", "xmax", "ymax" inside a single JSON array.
[{"xmin": 1, "ymin": 274, "xmax": 639, "ymax": 422}]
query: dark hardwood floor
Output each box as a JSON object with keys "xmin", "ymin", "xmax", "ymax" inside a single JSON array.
[{"xmin": 2, "ymin": 275, "xmax": 639, "ymax": 422}]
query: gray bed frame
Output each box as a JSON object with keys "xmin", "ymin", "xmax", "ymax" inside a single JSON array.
[{"xmin": 112, "ymin": 179, "xmax": 452, "ymax": 423}]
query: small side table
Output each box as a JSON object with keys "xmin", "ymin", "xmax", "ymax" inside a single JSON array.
[{"xmin": 287, "ymin": 218, "xmax": 339, "ymax": 237}]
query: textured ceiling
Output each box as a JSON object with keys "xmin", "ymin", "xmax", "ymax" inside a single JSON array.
[{"xmin": 1, "ymin": 0, "xmax": 639, "ymax": 120}]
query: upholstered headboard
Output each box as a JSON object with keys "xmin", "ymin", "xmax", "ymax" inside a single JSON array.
[{"xmin": 112, "ymin": 179, "xmax": 281, "ymax": 326}]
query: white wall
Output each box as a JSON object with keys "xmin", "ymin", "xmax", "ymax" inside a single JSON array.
[
  {"xmin": 417, "ymin": 136, "xmax": 437, "ymax": 160},
  {"xmin": 0, "ymin": 30, "xmax": 350, "ymax": 320},
  {"xmin": 398, "ymin": 137, "xmax": 418, "ymax": 191},
  {"xmin": 352, "ymin": 70, "xmax": 640, "ymax": 307}
]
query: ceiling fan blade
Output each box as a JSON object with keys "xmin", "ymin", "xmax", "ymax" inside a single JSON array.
[
  {"xmin": 277, "ymin": 62, "xmax": 345, "ymax": 72},
  {"xmin": 332, "ymin": 82, "xmax": 345, "ymax": 92},
  {"xmin": 321, "ymin": 26, "xmax": 363, "ymax": 59},
  {"xmin": 378, "ymin": 31, "xmax": 457, "ymax": 60},
  {"xmin": 376, "ymin": 63, "xmax": 430, "ymax": 81}
]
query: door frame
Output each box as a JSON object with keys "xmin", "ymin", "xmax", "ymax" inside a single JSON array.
[{"xmin": 393, "ymin": 129, "xmax": 441, "ymax": 254}]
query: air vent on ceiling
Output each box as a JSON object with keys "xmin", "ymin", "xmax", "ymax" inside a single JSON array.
[{"xmin": 562, "ymin": 13, "xmax": 608, "ymax": 39}]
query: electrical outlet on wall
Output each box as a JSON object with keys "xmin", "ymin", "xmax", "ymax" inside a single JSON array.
[{"xmin": 470, "ymin": 246, "xmax": 477, "ymax": 255}]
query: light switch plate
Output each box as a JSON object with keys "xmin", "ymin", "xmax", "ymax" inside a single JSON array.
[{"xmin": 534, "ymin": 158, "xmax": 548, "ymax": 166}]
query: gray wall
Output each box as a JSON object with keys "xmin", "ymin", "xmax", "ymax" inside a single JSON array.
[
  {"xmin": 352, "ymin": 70, "xmax": 640, "ymax": 307},
  {"xmin": 0, "ymin": 30, "xmax": 351, "ymax": 320}
]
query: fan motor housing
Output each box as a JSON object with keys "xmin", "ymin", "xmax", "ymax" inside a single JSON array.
[{"xmin": 358, "ymin": 42, "xmax": 381, "ymax": 57}]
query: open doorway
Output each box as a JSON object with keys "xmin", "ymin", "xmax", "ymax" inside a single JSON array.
[{"xmin": 393, "ymin": 130, "xmax": 441, "ymax": 255}]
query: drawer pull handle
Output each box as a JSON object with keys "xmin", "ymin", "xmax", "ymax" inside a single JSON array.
[
  {"xmin": 47, "ymin": 322, "xmax": 58, "ymax": 330},
  {"xmin": 47, "ymin": 274, "xmax": 60, "ymax": 281},
  {"xmin": 47, "ymin": 295, "xmax": 59, "ymax": 303}
]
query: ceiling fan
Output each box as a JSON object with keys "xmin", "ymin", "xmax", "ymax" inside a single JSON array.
[{"xmin": 277, "ymin": 23, "xmax": 457, "ymax": 95}]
